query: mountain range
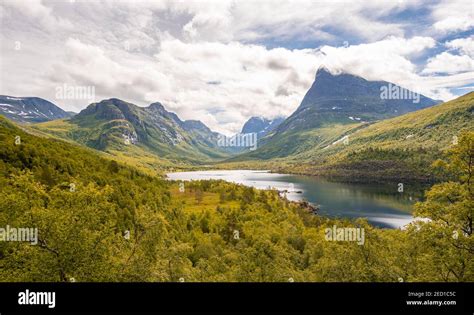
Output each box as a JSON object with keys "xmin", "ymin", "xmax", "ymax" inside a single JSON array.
[
  {"xmin": 30, "ymin": 98, "xmax": 231, "ymax": 173},
  {"xmin": 0, "ymin": 94, "xmax": 284, "ymax": 169},
  {"xmin": 2, "ymin": 66, "xmax": 472, "ymax": 180}
]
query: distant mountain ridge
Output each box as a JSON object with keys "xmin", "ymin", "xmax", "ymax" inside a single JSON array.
[
  {"xmin": 241, "ymin": 116, "xmax": 285, "ymax": 138},
  {"xmin": 0, "ymin": 95, "xmax": 72, "ymax": 123}
]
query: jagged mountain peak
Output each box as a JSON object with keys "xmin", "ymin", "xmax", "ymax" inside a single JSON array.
[
  {"xmin": 295, "ymin": 66, "xmax": 439, "ymax": 117},
  {"xmin": 241, "ymin": 116, "xmax": 285, "ymax": 138},
  {"xmin": 255, "ymin": 67, "xmax": 441, "ymax": 153},
  {"xmin": 315, "ymin": 65, "xmax": 337, "ymax": 76},
  {"xmin": 313, "ymin": 65, "xmax": 352, "ymax": 78},
  {"xmin": 75, "ymin": 99, "xmax": 130, "ymax": 121},
  {"xmin": 147, "ymin": 102, "xmax": 166, "ymax": 111},
  {"xmin": 94, "ymin": 98, "xmax": 137, "ymax": 111},
  {"xmin": 182, "ymin": 120, "xmax": 210, "ymax": 132}
]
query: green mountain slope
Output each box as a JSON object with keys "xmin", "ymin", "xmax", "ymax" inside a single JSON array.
[
  {"xmin": 31, "ymin": 98, "xmax": 229, "ymax": 170},
  {"xmin": 226, "ymin": 92, "xmax": 474, "ymax": 182},
  {"xmin": 232, "ymin": 67, "xmax": 439, "ymax": 160}
]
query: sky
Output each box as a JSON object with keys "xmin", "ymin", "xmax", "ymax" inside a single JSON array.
[{"xmin": 0, "ymin": 0, "xmax": 473, "ymax": 135}]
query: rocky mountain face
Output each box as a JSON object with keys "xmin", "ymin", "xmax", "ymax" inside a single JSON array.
[
  {"xmin": 275, "ymin": 67, "xmax": 440, "ymax": 134},
  {"xmin": 231, "ymin": 66, "xmax": 441, "ymax": 160},
  {"xmin": 0, "ymin": 95, "xmax": 72, "ymax": 123},
  {"xmin": 69, "ymin": 98, "xmax": 227, "ymax": 161}
]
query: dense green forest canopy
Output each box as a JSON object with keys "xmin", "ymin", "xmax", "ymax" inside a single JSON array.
[{"xmin": 0, "ymin": 116, "xmax": 472, "ymax": 281}]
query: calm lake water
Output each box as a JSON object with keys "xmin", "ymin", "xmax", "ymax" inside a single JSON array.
[{"xmin": 166, "ymin": 170, "xmax": 425, "ymax": 229}]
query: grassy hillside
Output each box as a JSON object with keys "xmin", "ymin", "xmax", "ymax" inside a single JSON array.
[
  {"xmin": 30, "ymin": 117, "xmax": 221, "ymax": 174},
  {"xmin": 1, "ymin": 114, "xmax": 472, "ymax": 282},
  {"xmin": 30, "ymin": 99, "xmax": 230, "ymax": 171},
  {"xmin": 23, "ymin": 118, "xmax": 181, "ymax": 175}
]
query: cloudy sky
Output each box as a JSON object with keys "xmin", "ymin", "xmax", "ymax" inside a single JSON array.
[{"xmin": 0, "ymin": 0, "xmax": 473, "ymax": 134}]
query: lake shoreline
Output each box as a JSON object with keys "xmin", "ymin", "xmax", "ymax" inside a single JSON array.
[
  {"xmin": 177, "ymin": 161, "xmax": 437, "ymax": 186},
  {"xmin": 167, "ymin": 169, "xmax": 418, "ymax": 229}
]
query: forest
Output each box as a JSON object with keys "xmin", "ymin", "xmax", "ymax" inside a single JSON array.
[{"xmin": 0, "ymin": 116, "xmax": 472, "ymax": 282}]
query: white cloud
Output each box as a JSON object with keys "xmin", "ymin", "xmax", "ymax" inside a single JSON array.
[
  {"xmin": 422, "ymin": 52, "xmax": 474, "ymax": 75},
  {"xmin": 422, "ymin": 36, "xmax": 474, "ymax": 76},
  {"xmin": 434, "ymin": 17, "xmax": 474, "ymax": 33},
  {"xmin": 178, "ymin": 0, "xmax": 411, "ymax": 43},
  {"xmin": 48, "ymin": 38, "xmax": 173, "ymax": 110},
  {"xmin": 446, "ymin": 37, "xmax": 474, "ymax": 58},
  {"xmin": 1, "ymin": 0, "xmax": 473, "ymax": 134},
  {"xmin": 432, "ymin": 0, "xmax": 474, "ymax": 33},
  {"xmin": 148, "ymin": 40, "xmax": 321, "ymax": 134},
  {"xmin": 1, "ymin": 0, "xmax": 73, "ymax": 31},
  {"xmin": 418, "ymin": 71, "xmax": 474, "ymax": 100},
  {"xmin": 320, "ymin": 36, "xmax": 436, "ymax": 79}
]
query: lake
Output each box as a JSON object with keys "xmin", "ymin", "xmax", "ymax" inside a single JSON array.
[{"xmin": 166, "ymin": 170, "xmax": 425, "ymax": 229}]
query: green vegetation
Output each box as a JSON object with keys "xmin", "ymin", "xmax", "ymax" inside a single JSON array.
[
  {"xmin": 31, "ymin": 99, "xmax": 230, "ymax": 174},
  {"xmin": 0, "ymin": 115, "xmax": 472, "ymax": 282}
]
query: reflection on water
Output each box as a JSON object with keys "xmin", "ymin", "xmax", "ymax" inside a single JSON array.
[{"xmin": 166, "ymin": 170, "xmax": 427, "ymax": 229}]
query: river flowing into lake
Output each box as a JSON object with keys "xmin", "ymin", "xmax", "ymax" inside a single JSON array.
[{"xmin": 167, "ymin": 170, "xmax": 426, "ymax": 229}]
